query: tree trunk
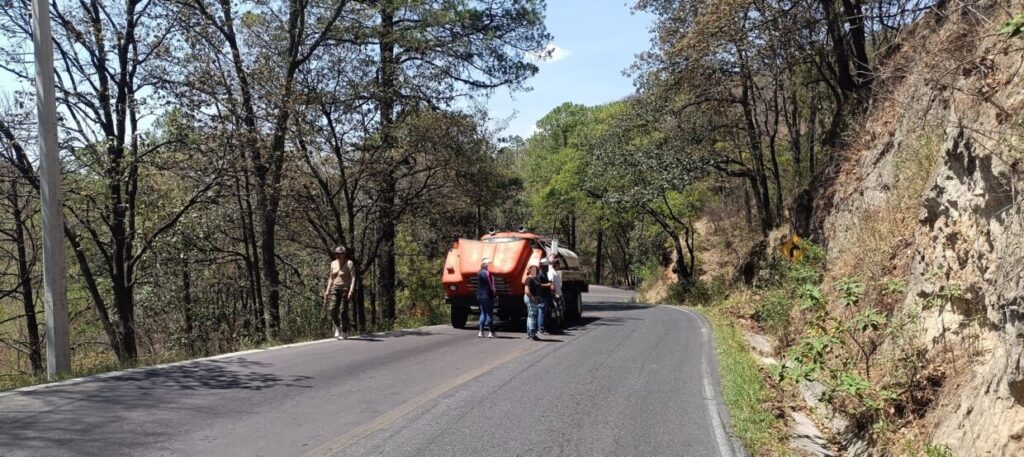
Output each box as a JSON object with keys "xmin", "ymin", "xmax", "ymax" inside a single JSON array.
[
  {"xmin": 237, "ymin": 176, "xmax": 264, "ymax": 337},
  {"xmin": 376, "ymin": 5, "xmax": 399, "ymax": 322},
  {"xmin": 109, "ymin": 141, "xmax": 138, "ymax": 362},
  {"xmin": 595, "ymin": 226, "xmax": 603, "ymax": 285},
  {"xmin": 841, "ymin": 0, "xmax": 871, "ymax": 87},
  {"xmin": 671, "ymin": 236, "xmax": 688, "ymax": 286},
  {"xmin": 568, "ymin": 211, "xmax": 577, "ymax": 251},
  {"xmin": 743, "ymin": 186, "xmax": 754, "ymax": 230},
  {"xmin": 739, "ymin": 77, "xmax": 775, "ymax": 236},
  {"xmin": 820, "ymin": 0, "xmax": 856, "ymax": 94},
  {"xmin": 808, "ymin": 91, "xmax": 819, "ymax": 182},
  {"xmin": 181, "ymin": 264, "xmax": 195, "ymax": 354},
  {"xmin": 355, "ymin": 272, "xmax": 366, "ymax": 332},
  {"xmin": 784, "ymin": 85, "xmax": 803, "ymax": 182},
  {"xmin": 9, "ymin": 184, "xmax": 42, "ymax": 374},
  {"xmin": 257, "ymin": 188, "xmax": 282, "ymax": 333},
  {"xmin": 768, "ymin": 85, "xmax": 784, "ymax": 222},
  {"xmin": 684, "ymin": 224, "xmax": 696, "ymax": 279}
]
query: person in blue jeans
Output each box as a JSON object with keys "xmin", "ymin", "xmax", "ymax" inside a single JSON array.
[
  {"xmin": 525, "ymin": 265, "xmax": 541, "ymax": 340},
  {"xmin": 476, "ymin": 257, "xmax": 497, "ymax": 338},
  {"xmin": 536, "ymin": 258, "xmax": 554, "ymax": 335}
]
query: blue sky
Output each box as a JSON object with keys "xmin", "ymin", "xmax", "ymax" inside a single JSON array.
[
  {"xmin": 488, "ymin": 0, "xmax": 654, "ymax": 139},
  {"xmin": 0, "ymin": 1, "xmax": 654, "ymax": 141}
]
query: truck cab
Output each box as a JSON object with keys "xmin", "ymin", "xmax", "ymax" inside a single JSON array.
[{"xmin": 442, "ymin": 231, "xmax": 588, "ymax": 329}]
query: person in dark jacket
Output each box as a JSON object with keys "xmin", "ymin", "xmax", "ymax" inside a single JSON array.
[{"xmin": 477, "ymin": 257, "xmax": 498, "ymax": 338}]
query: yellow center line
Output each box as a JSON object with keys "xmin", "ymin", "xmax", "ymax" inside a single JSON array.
[{"xmin": 305, "ymin": 342, "xmax": 541, "ymax": 457}]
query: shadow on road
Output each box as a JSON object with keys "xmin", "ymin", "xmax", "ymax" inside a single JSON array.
[
  {"xmin": 101, "ymin": 357, "xmax": 314, "ymax": 391},
  {"xmin": 348, "ymin": 329, "xmax": 437, "ymax": 342},
  {"xmin": 584, "ymin": 303, "xmax": 651, "ymax": 312},
  {"xmin": 0, "ymin": 357, "xmax": 314, "ymax": 455},
  {"xmin": 465, "ymin": 301, "xmax": 653, "ymax": 336}
]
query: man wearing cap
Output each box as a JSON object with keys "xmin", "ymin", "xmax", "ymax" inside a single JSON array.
[
  {"xmin": 476, "ymin": 257, "xmax": 498, "ymax": 338},
  {"xmin": 323, "ymin": 246, "xmax": 356, "ymax": 339}
]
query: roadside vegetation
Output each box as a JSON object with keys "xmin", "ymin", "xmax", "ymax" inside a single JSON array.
[{"xmin": 703, "ymin": 304, "xmax": 791, "ymax": 456}]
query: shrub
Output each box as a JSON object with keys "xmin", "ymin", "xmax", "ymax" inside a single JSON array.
[{"xmin": 757, "ymin": 290, "xmax": 795, "ymax": 345}]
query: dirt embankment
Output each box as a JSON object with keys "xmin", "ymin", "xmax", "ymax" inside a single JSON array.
[{"xmin": 810, "ymin": 2, "xmax": 1024, "ymax": 454}]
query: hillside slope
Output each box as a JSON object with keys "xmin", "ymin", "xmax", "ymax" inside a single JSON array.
[{"xmin": 810, "ymin": 2, "xmax": 1024, "ymax": 454}]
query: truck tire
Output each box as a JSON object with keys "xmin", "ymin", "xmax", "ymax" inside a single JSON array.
[
  {"xmin": 451, "ymin": 306, "xmax": 469, "ymax": 329},
  {"xmin": 567, "ymin": 292, "xmax": 583, "ymax": 321}
]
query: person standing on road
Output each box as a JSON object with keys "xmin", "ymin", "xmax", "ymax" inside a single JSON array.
[
  {"xmin": 323, "ymin": 246, "xmax": 356, "ymax": 340},
  {"xmin": 477, "ymin": 257, "xmax": 498, "ymax": 338},
  {"xmin": 536, "ymin": 258, "xmax": 554, "ymax": 335},
  {"xmin": 548, "ymin": 256, "xmax": 563, "ymax": 324},
  {"xmin": 525, "ymin": 265, "xmax": 541, "ymax": 340}
]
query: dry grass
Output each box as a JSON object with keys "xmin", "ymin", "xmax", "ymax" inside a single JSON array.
[{"xmin": 829, "ymin": 124, "xmax": 944, "ymax": 284}]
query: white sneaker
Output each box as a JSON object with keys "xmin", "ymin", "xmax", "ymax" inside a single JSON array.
[
  {"xmin": 477, "ymin": 331, "xmax": 484, "ymax": 338},
  {"xmin": 487, "ymin": 332, "xmax": 495, "ymax": 338}
]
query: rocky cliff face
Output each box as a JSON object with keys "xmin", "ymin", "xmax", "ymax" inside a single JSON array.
[{"xmin": 811, "ymin": 2, "xmax": 1024, "ymax": 454}]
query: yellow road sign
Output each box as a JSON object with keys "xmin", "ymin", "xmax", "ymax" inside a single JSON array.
[{"xmin": 779, "ymin": 235, "xmax": 804, "ymax": 262}]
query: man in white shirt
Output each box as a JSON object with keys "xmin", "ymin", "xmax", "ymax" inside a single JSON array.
[{"xmin": 547, "ymin": 256, "xmax": 563, "ymax": 330}]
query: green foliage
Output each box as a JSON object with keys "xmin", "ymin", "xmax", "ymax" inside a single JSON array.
[
  {"xmin": 921, "ymin": 281, "xmax": 966, "ymax": 311},
  {"xmin": 523, "ymin": 102, "xmax": 592, "ymax": 228},
  {"xmin": 752, "ymin": 240, "xmax": 829, "ymax": 346},
  {"xmin": 835, "ymin": 277, "xmax": 866, "ymax": 308},
  {"xmin": 798, "ymin": 284, "xmax": 825, "ymax": 312},
  {"xmin": 684, "ymin": 277, "xmax": 730, "ymax": 306},
  {"xmin": 836, "ymin": 371, "xmax": 872, "ymax": 396},
  {"xmin": 852, "ymin": 308, "xmax": 887, "ymax": 333},
  {"xmin": 756, "ymin": 290, "xmax": 795, "ymax": 342},
  {"xmin": 882, "ymin": 279, "xmax": 908, "ymax": 296},
  {"xmin": 924, "ymin": 443, "xmax": 954, "ymax": 457},
  {"xmin": 938, "ymin": 282, "xmax": 965, "ymax": 300},
  {"xmin": 785, "ymin": 333, "xmax": 839, "ymax": 380},
  {"xmin": 751, "ymin": 243, "xmax": 924, "ymax": 440},
  {"xmin": 1000, "ymin": 13, "xmax": 1024, "ymax": 38},
  {"xmin": 395, "ymin": 229, "xmax": 448, "ymax": 329}
]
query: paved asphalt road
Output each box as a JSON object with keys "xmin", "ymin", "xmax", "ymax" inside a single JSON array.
[{"xmin": 0, "ymin": 286, "xmax": 738, "ymax": 457}]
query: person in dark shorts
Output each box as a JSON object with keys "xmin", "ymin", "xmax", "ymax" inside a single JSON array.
[{"xmin": 323, "ymin": 246, "xmax": 356, "ymax": 339}]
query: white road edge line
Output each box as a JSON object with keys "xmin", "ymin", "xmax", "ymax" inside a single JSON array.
[
  {"xmin": 660, "ymin": 305, "xmax": 736, "ymax": 457},
  {"xmin": 0, "ymin": 324, "xmax": 450, "ymax": 399}
]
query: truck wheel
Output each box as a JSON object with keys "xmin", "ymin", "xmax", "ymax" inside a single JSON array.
[
  {"xmin": 572, "ymin": 292, "xmax": 583, "ymax": 321},
  {"xmin": 451, "ymin": 306, "xmax": 469, "ymax": 329},
  {"xmin": 562, "ymin": 293, "xmax": 575, "ymax": 322}
]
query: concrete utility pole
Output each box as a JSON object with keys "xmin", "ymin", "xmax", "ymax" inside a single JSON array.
[{"xmin": 31, "ymin": 0, "xmax": 71, "ymax": 379}]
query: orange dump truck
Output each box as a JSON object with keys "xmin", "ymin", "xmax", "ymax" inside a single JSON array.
[{"xmin": 442, "ymin": 231, "xmax": 588, "ymax": 329}]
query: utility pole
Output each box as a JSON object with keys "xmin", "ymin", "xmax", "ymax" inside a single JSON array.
[{"xmin": 31, "ymin": 0, "xmax": 70, "ymax": 379}]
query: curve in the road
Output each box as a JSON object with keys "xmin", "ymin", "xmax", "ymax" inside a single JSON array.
[{"xmin": 0, "ymin": 286, "xmax": 742, "ymax": 457}]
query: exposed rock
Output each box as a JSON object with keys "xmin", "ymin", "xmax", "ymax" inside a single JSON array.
[
  {"xmin": 743, "ymin": 331, "xmax": 775, "ymax": 356},
  {"xmin": 806, "ymin": 2, "xmax": 1024, "ymax": 455},
  {"xmin": 790, "ymin": 411, "xmax": 836, "ymax": 457}
]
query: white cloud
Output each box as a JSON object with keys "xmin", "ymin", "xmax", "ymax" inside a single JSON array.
[
  {"xmin": 525, "ymin": 123, "xmax": 541, "ymax": 138},
  {"xmin": 527, "ymin": 44, "xmax": 572, "ymax": 64}
]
